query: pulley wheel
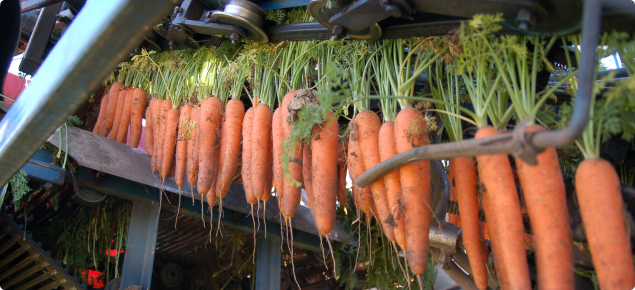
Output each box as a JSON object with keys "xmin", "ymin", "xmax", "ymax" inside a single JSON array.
[
  {"xmin": 212, "ymin": 0, "xmax": 268, "ymax": 43},
  {"xmin": 308, "ymin": 0, "xmax": 382, "ymax": 40},
  {"xmin": 161, "ymin": 263, "xmax": 183, "ymax": 287}
]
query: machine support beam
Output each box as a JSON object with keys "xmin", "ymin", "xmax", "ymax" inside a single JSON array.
[
  {"xmin": 0, "ymin": 0, "xmax": 178, "ymax": 188},
  {"xmin": 120, "ymin": 201, "xmax": 160, "ymax": 290},
  {"xmin": 255, "ymin": 235, "xmax": 282, "ymax": 290}
]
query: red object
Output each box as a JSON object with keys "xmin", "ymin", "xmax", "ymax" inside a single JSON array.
[
  {"xmin": 80, "ymin": 269, "xmax": 105, "ymax": 288},
  {"xmin": 2, "ymin": 73, "xmax": 27, "ymax": 103},
  {"xmin": 108, "ymin": 249, "xmax": 124, "ymax": 257}
]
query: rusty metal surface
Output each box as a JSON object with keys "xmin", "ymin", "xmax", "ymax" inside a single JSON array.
[{"xmin": 48, "ymin": 126, "xmax": 351, "ymax": 244}]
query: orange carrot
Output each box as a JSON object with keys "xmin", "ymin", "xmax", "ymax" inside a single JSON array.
[
  {"xmin": 215, "ymin": 99, "xmax": 245, "ymax": 198},
  {"xmin": 110, "ymin": 87, "xmax": 128, "ymax": 141},
  {"xmin": 394, "ymin": 108, "xmax": 430, "ymax": 276},
  {"xmin": 93, "ymin": 87, "xmax": 110, "ymax": 134},
  {"xmin": 452, "ymin": 157, "xmax": 488, "ymax": 290},
  {"xmin": 516, "ymin": 125, "xmax": 573, "ymax": 290},
  {"xmin": 302, "ymin": 144, "xmax": 314, "ymax": 210},
  {"xmin": 161, "ymin": 107, "xmax": 180, "ymax": 179},
  {"xmin": 475, "ymin": 125, "xmax": 531, "ymax": 289},
  {"xmin": 347, "ymin": 122, "xmax": 373, "ymax": 213},
  {"xmin": 145, "ymin": 99, "xmax": 154, "ymax": 156},
  {"xmin": 197, "ymin": 97, "xmax": 222, "ymax": 195},
  {"xmin": 210, "ymin": 119, "xmax": 223, "ymax": 198},
  {"xmin": 251, "ymin": 104, "xmax": 273, "ymax": 200},
  {"xmin": 187, "ymin": 107, "xmax": 201, "ymax": 187},
  {"xmin": 156, "ymin": 100, "xmax": 171, "ymax": 175},
  {"xmin": 280, "ymin": 92, "xmax": 303, "ymax": 219},
  {"xmin": 378, "ymin": 121, "xmax": 406, "ymax": 250},
  {"xmin": 576, "ymin": 158, "xmax": 635, "ymax": 290},
  {"xmin": 99, "ymin": 82, "xmax": 124, "ymax": 137},
  {"xmin": 448, "ymin": 162, "xmax": 461, "ymax": 227},
  {"xmin": 175, "ymin": 105, "xmax": 192, "ymax": 188},
  {"xmin": 262, "ymin": 126, "xmax": 274, "ymax": 202},
  {"xmin": 355, "ymin": 111, "xmax": 395, "ymax": 241},
  {"xmin": 116, "ymin": 87, "xmax": 136, "ymax": 143},
  {"xmin": 272, "ymin": 108, "xmax": 284, "ymax": 201},
  {"xmin": 129, "ymin": 89, "xmax": 148, "ymax": 148},
  {"xmin": 481, "ymin": 189, "xmax": 509, "ymax": 289},
  {"xmin": 336, "ymin": 141, "xmax": 348, "ymax": 207},
  {"xmin": 150, "ymin": 99, "xmax": 162, "ymax": 171},
  {"xmin": 311, "ymin": 112, "xmax": 339, "ymax": 235},
  {"xmin": 170, "ymin": 154, "xmax": 176, "ymax": 178},
  {"xmin": 242, "ymin": 107, "xmax": 257, "ymax": 204}
]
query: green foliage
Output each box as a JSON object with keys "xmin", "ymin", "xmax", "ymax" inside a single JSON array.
[
  {"xmin": 33, "ymin": 198, "xmax": 131, "ymax": 284},
  {"xmin": 9, "ymin": 170, "xmax": 30, "ymax": 209}
]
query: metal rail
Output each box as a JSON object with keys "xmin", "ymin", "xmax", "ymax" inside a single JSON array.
[
  {"xmin": 356, "ymin": 0, "xmax": 602, "ymax": 188},
  {"xmin": 0, "ymin": 0, "xmax": 179, "ymax": 187}
]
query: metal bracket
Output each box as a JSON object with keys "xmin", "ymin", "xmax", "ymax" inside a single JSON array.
[{"xmin": 19, "ymin": 1, "xmax": 63, "ymax": 75}]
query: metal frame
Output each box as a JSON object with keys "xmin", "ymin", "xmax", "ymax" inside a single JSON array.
[
  {"xmin": 0, "ymin": 0, "xmax": 179, "ymax": 188},
  {"xmin": 19, "ymin": 1, "xmax": 63, "ymax": 75},
  {"xmin": 255, "ymin": 235, "xmax": 282, "ymax": 290},
  {"xmin": 119, "ymin": 201, "xmax": 160, "ymax": 290}
]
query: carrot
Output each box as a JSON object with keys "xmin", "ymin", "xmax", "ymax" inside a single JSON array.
[
  {"xmin": 394, "ymin": 108, "xmax": 430, "ymax": 276},
  {"xmin": 280, "ymin": 92, "xmax": 303, "ymax": 219},
  {"xmin": 311, "ymin": 112, "xmax": 339, "ymax": 235},
  {"xmin": 251, "ymin": 104, "xmax": 273, "ymax": 200},
  {"xmin": 347, "ymin": 122, "xmax": 373, "ymax": 213},
  {"xmin": 514, "ymin": 125, "xmax": 573, "ymax": 290},
  {"xmin": 242, "ymin": 107, "xmax": 257, "ymax": 204},
  {"xmin": 262, "ymin": 126, "xmax": 274, "ymax": 202},
  {"xmin": 145, "ymin": 99, "xmax": 155, "ymax": 156},
  {"xmin": 116, "ymin": 87, "xmax": 136, "ymax": 143},
  {"xmin": 302, "ymin": 144, "xmax": 314, "ymax": 210},
  {"xmin": 336, "ymin": 141, "xmax": 348, "ymax": 207},
  {"xmin": 187, "ymin": 107, "xmax": 201, "ymax": 187},
  {"xmin": 99, "ymin": 82, "xmax": 124, "ymax": 137},
  {"xmin": 215, "ymin": 99, "xmax": 245, "ymax": 198},
  {"xmin": 110, "ymin": 87, "xmax": 128, "ymax": 141},
  {"xmin": 93, "ymin": 87, "xmax": 110, "ymax": 134},
  {"xmin": 170, "ymin": 154, "xmax": 176, "ymax": 178},
  {"xmin": 210, "ymin": 120, "xmax": 223, "ymax": 198},
  {"xmin": 475, "ymin": 125, "xmax": 531, "ymax": 289},
  {"xmin": 378, "ymin": 121, "xmax": 406, "ymax": 250},
  {"xmin": 576, "ymin": 158, "xmax": 635, "ymax": 289},
  {"xmin": 207, "ymin": 188, "xmax": 218, "ymax": 208},
  {"xmin": 156, "ymin": 100, "xmax": 171, "ymax": 175},
  {"xmin": 448, "ymin": 162, "xmax": 461, "ymax": 227},
  {"xmin": 175, "ymin": 105, "xmax": 192, "ymax": 188},
  {"xmin": 150, "ymin": 99, "xmax": 163, "ymax": 172},
  {"xmin": 355, "ymin": 111, "xmax": 395, "ymax": 241},
  {"xmin": 161, "ymin": 107, "xmax": 180, "ymax": 179},
  {"xmin": 481, "ymin": 189, "xmax": 509, "ymax": 289},
  {"xmin": 452, "ymin": 157, "xmax": 488, "ymax": 290},
  {"xmin": 272, "ymin": 108, "xmax": 284, "ymax": 201},
  {"xmin": 197, "ymin": 97, "xmax": 222, "ymax": 195},
  {"xmin": 129, "ymin": 89, "xmax": 148, "ymax": 148}
]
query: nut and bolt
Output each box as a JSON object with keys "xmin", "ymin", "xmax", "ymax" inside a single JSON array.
[
  {"xmin": 229, "ymin": 32, "xmax": 241, "ymax": 44},
  {"xmin": 332, "ymin": 25, "xmax": 347, "ymax": 41},
  {"xmin": 516, "ymin": 9, "xmax": 535, "ymax": 32}
]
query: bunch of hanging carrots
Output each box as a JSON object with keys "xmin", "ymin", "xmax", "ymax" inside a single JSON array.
[{"xmin": 89, "ymin": 13, "xmax": 635, "ymax": 290}]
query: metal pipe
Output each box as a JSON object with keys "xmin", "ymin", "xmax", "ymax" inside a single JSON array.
[
  {"xmin": 530, "ymin": 0, "xmax": 601, "ymax": 149},
  {"xmin": 431, "ymin": 249, "xmax": 479, "ymax": 290},
  {"xmin": 429, "ymin": 222, "xmax": 461, "ymax": 254},
  {"xmin": 0, "ymin": 0, "xmax": 180, "ymax": 187},
  {"xmin": 356, "ymin": 0, "xmax": 602, "ymax": 188}
]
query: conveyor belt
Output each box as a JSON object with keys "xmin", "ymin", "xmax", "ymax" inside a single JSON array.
[{"xmin": 0, "ymin": 212, "xmax": 85, "ymax": 290}]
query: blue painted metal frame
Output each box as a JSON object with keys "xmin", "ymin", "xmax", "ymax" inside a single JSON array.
[
  {"xmin": 120, "ymin": 201, "xmax": 160, "ymax": 290},
  {"xmin": 0, "ymin": 0, "xmax": 179, "ymax": 187},
  {"xmin": 68, "ymin": 166, "xmax": 330, "ymax": 253},
  {"xmin": 258, "ymin": 0, "xmax": 311, "ymax": 10},
  {"xmin": 21, "ymin": 159, "xmax": 65, "ymax": 186},
  {"xmin": 255, "ymin": 235, "xmax": 282, "ymax": 290}
]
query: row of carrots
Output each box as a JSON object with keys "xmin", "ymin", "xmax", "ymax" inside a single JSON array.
[{"xmin": 89, "ymin": 22, "xmax": 635, "ymax": 290}]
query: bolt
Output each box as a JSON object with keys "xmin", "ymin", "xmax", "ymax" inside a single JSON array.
[
  {"xmin": 332, "ymin": 25, "xmax": 347, "ymax": 41},
  {"xmin": 229, "ymin": 32, "xmax": 241, "ymax": 44},
  {"xmin": 516, "ymin": 9, "xmax": 535, "ymax": 32},
  {"xmin": 206, "ymin": 11, "xmax": 214, "ymax": 22}
]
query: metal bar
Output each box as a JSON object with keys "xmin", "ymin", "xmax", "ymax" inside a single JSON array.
[
  {"xmin": 431, "ymin": 160, "xmax": 449, "ymax": 223},
  {"xmin": 19, "ymin": 1, "xmax": 64, "ymax": 75},
  {"xmin": 20, "ymin": 0, "xmax": 64, "ymax": 13},
  {"xmin": 356, "ymin": 0, "xmax": 601, "ymax": 188},
  {"xmin": 0, "ymin": 254, "xmax": 37, "ymax": 282},
  {"xmin": 0, "ymin": 0, "xmax": 179, "ymax": 188},
  {"xmin": 530, "ymin": 0, "xmax": 601, "ymax": 149},
  {"xmin": 0, "ymin": 236, "xmax": 19, "ymax": 256},
  {"xmin": 120, "ymin": 201, "xmax": 161, "ymax": 290},
  {"xmin": 255, "ymin": 235, "xmax": 281, "ymax": 290},
  {"xmin": 258, "ymin": 0, "xmax": 311, "ymax": 10},
  {"xmin": 442, "ymin": 261, "xmax": 479, "ymax": 290},
  {"xmin": 37, "ymin": 279, "xmax": 64, "ymax": 290},
  {"xmin": 21, "ymin": 159, "xmax": 65, "ymax": 185}
]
